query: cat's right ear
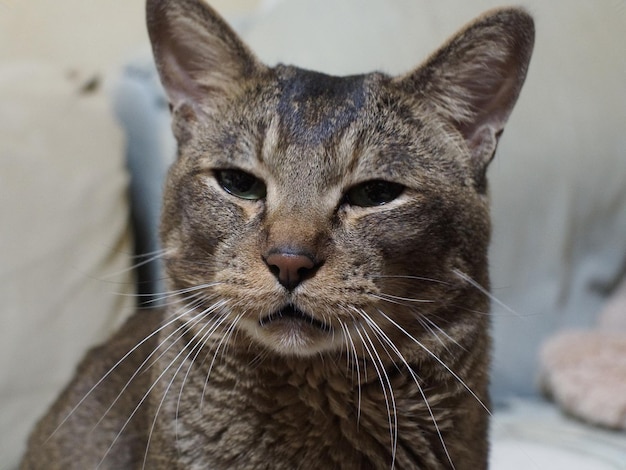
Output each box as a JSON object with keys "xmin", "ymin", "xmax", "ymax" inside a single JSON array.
[
  {"xmin": 395, "ymin": 8, "xmax": 534, "ymax": 189},
  {"xmin": 146, "ymin": 0, "xmax": 264, "ymax": 117}
]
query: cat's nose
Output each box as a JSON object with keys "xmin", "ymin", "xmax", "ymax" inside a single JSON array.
[{"xmin": 264, "ymin": 251, "xmax": 317, "ymax": 290}]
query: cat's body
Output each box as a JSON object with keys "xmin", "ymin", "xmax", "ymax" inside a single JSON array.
[
  {"xmin": 26, "ymin": 309, "xmax": 487, "ymax": 469},
  {"xmin": 21, "ymin": 1, "xmax": 534, "ymax": 469}
]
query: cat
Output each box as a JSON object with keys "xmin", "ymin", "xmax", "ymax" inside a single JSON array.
[{"xmin": 20, "ymin": 0, "xmax": 534, "ymax": 468}]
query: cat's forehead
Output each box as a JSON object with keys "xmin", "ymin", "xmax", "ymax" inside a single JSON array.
[
  {"xmin": 273, "ymin": 65, "xmax": 369, "ymax": 147},
  {"xmin": 195, "ymin": 65, "xmax": 468, "ymax": 188},
  {"xmin": 265, "ymin": 67, "xmax": 465, "ymax": 183}
]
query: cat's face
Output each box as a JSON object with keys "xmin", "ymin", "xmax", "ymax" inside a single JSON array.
[{"xmin": 148, "ymin": 0, "xmax": 533, "ymax": 358}]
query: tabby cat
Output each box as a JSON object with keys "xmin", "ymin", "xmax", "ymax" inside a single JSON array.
[{"xmin": 21, "ymin": 0, "xmax": 534, "ymax": 468}]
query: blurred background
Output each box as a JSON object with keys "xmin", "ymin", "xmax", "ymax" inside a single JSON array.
[
  {"xmin": 1, "ymin": 0, "xmax": 625, "ymax": 468},
  {"xmin": 0, "ymin": 0, "xmax": 260, "ymax": 69}
]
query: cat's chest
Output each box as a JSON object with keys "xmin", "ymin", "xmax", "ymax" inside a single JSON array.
[{"xmin": 148, "ymin": 343, "xmax": 446, "ymax": 469}]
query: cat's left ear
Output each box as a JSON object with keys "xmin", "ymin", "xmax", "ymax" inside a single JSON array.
[
  {"xmin": 146, "ymin": 0, "xmax": 265, "ymax": 116},
  {"xmin": 398, "ymin": 8, "xmax": 534, "ymax": 183}
]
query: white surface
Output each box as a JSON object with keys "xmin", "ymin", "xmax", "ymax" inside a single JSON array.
[
  {"xmin": 492, "ymin": 441, "xmax": 619, "ymax": 470},
  {"xmin": 491, "ymin": 400, "xmax": 626, "ymax": 469},
  {"xmin": 492, "ymin": 441, "xmax": 620, "ymax": 470}
]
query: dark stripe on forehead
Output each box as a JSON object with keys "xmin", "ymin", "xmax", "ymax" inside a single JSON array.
[{"xmin": 276, "ymin": 66, "xmax": 366, "ymax": 146}]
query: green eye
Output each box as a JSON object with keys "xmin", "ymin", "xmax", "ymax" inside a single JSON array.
[
  {"xmin": 216, "ymin": 170, "xmax": 267, "ymax": 200},
  {"xmin": 345, "ymin": 180, "xmax": 404, "ymax": 207}
]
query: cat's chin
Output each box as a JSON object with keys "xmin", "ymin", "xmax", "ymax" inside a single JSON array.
[{"xmin": 243, "ymin": 305, "xmax": 339, "ymax": 357}]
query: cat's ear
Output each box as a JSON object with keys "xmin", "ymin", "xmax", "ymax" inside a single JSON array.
[
  {"xmin": 146, "ymin": 0, "xmax": 264, "ymax": 115},
  {"xmin": 398, "ymin": 8, "xmax": 534, "ymax": 179}
]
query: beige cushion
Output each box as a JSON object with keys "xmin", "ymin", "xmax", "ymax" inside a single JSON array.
[{"xmin": 0, "ymin": 62, "xmax": 135, "ymax": 467}]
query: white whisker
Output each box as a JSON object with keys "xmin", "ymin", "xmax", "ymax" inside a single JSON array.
[
  {"xmin": 452, "ymin": 269, "xmax": 519, "ymax": 318},
  {"xmin": 418, "ymin": 315, "xmax": 464, "ymax": 354},
  {"xmin": 339, "ymin": 320, "xmax": 362, "ymax": 425},
  {"xmin": 377, "ymin": 309, "xmax": 491, "ymax": 417},
  {"xmin": 144, "ymin": 311, "xmax": 230, "ymax": 469},
  {"xmin": 97, "ymin": 300, "xmax": 228, "ymax": 469},
  {"xmin": 115, "ymin": 282, "xmax": 224, "ymax": 306},
  {"xmin": 370, "ymin": 292, "xmax": 435, "ymax": 305},
  {"xmin": 139, "ymin": 300, "xmax": 228, "ymax": 376},
  {"xmin": 45, "ymin": 297, "xmax": 212, "ymax": 442},
  {"xmin": 200, "ymin": 312, "xmax": 244, "ymax": 408},
  {"xmin": 103, "ymin": 249, "xmax": 170, "ymax": 280},
  {"xmin": 370, "ymin": 274, "xmax": 451, "ymax": 286},
  {"xmin": 92, "ymin": 301, "xmax": 224, "ymax": 437},
  {"xmin": 354, "ymin": 322, "xmax": 398, "ymax": 469},
  {"xmin": 359, "ymin": 308, "xmax": 456, "ymax": 470}
]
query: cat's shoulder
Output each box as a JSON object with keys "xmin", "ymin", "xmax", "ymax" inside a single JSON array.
[{"xmin": 21, "ymin": 309, "xmax": 165, "ymax": 469}]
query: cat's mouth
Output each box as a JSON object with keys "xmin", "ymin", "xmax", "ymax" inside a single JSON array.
[{"xmin": 260, "ymin": 304, "xmax": 331, "ymax": 333}]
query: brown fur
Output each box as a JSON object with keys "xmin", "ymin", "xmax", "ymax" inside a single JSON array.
[{"xmin": 21, "ymin": 1, "xmax": 534, "ymax": 468}]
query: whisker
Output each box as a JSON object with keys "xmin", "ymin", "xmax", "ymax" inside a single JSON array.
[
  {"xmin": 377, "ymin": 309, "xmax": 491, "ymax": 417},
  {"xmin": 175, "ymin": 308, "xmax": 233, "ymax": 411},
  {"xmin": 353, "ymin": 322, "xmax": 398, "ymax": 469},
  {"xmin": 339, "ymin": 320, "xmax": 362, "ymax": 425},
  {"xmin": 200, "ymin": 312, "xmax": 244, "ymax": 408},
  {"xmin": 115, "ymin": 282, "xmax": 223, "ymax": 306},
  {"xmin": 130, "ymin": 291, "xmax": 205, "ymax": 313},
  {"xmin": 417, "ymin": 316, "xmax": 464, "ymax": 355},
  {"xmin": 359, "ymin": 308, "xmax": 456, "ymax": 470},
  {"xmin": 45, "ymin": 298, "xmax": 210, "ymax": 442},
  {"xmin": 452, "ymin": 269, "xmax": 520, "ymax": 318},
  {"xmin": 370, "ymin": 274, "xmax": 451, "ymax": 286},
  {"xmin": 128, "ymin": 248, "xmax": 171, "ymax": 260},
  {"xmin": 145, "ymin": 312, "xmax": 230, "ymax": 469},
  {"xmin": 96, "ymin": 301, "xmax": 229, "ymax": 469},
  {"xmin": 140, "ymin": 299, "xmax": 228, "ymax": 373},
  {"xmin": 370, "ymin": 292, "xmax": 435, "ymax": 305},
  {"xmin": 340, "ymin": 320, "xmax": 352, "ymax": 373},
  {"xmin": 103, "ymin": 249, "xmax": 170, "ymax": 280},
  {"xmin": 91, "ymin": 300, "xmax": 225, "ymax": 433}
]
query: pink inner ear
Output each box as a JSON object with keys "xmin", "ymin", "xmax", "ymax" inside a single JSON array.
[
  {"xmin": 161, "ymin": 48, "xmax": 203, "ymax": 109},
  {"xmin": 401, "ymin": 9, "xmax": 533, "ymax": 170},
  {"xmin": 464, "ymin": 124, "xmax": 500, "ymax": 168},
  {"xmin": 454, "ymin": 53, "xmax": 528, "ymax": 167},
  {"xmin": 147, "ymin": 0, "xmax": 262, "ymax": 113},
  {"xmin": 457, "ymin": 65, "xmax": 520, "ymax": 136}
]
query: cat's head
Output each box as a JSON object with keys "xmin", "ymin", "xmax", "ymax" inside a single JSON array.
[{"xmin": 147, "ymin": 0, "xmax": 533, "ymax": 357}]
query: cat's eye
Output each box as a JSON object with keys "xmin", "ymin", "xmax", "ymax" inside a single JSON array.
[
  {"xmin": 215, "ymin": 169, "xmax": 267, "ymax": 200},
  {"xmin": 344, "ymin": 180, "xmax": 404, "ymax": 207}
]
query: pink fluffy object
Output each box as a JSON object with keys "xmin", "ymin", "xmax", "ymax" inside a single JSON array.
[{"xmin": 540, "ymin": 277, "xmax": 626, "ymax": 430}]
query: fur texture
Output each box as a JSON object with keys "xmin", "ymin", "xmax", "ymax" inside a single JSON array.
[{"xmin": 21, "ymin": 1, "xmax": 534, "ymax": 468}]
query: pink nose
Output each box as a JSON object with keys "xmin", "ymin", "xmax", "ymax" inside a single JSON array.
[{"xmin": 265, "ymin": 252, "xmax": 316, "ymax": 290}]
